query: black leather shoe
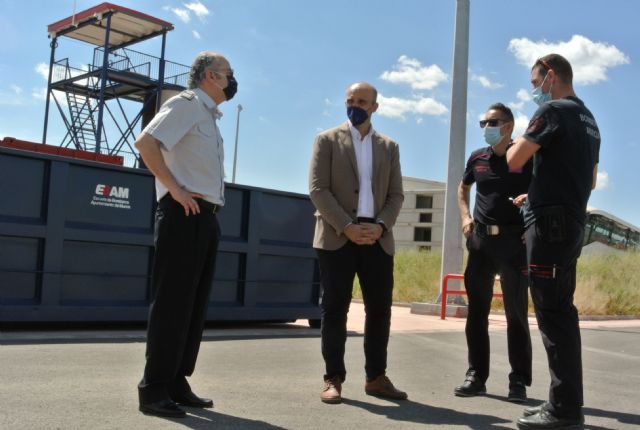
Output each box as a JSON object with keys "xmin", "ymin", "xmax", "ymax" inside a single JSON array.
[
  {"xmin": 508, "ymin": 381, "xmax": 527, "ymax": 403},
  {"xmin": 171, "ymin": 391, "xmax": 214, "ymax": 408},
  {"xmin": 517, "ymin": 410, "xmax": 584, "ymax": 429},
  {"xmin": 139, "ymin": 399, "xmax": 186, "ymax": 418},
  {"xmin": 523, "ymin": 402, "xmax": 548, "ymax": 417},
  {"xmin": 454, "ymin": 376, "xmax": 486, "ymax": 397}
]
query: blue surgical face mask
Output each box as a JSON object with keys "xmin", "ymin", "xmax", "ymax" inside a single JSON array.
[
  {"xmin": 483, "ymin": 126, "xmax": 504, "ymax": 147},
  {"xmin": 347, "ymin": 106, "xmax": 369, "ymax": 126},
  {"xmin": 531, "ymin": 73, "xmax": 551, "ymax": 106}
]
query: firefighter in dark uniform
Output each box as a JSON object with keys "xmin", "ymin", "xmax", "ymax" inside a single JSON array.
[
  {"xmin": 454, "ymin": 103, "xmax": 533, "ymax": 403},
  {"xmin": 508, "ymin": 54, "xmax": 600, "ymax": 429}
]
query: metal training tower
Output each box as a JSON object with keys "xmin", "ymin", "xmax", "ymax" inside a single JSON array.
[{"xmin": 42, "ymin": 2, "xmax": 190, "ymax": 166}]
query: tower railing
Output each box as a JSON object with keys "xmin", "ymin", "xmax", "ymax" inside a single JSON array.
[{"xmin": 92, "ymin": 46, "xmax": 189, "ymax": 87}]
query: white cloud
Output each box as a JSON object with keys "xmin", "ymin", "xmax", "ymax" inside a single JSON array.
[
  {"xmin": 509, "ymin": 102, "xmax": 524, "ymax": 111},
  {"xmin": 508, "ymin": 34, "xmax": 629, "ymax": 85},
  {"xmin": 377, "ymin": 94, "xmax": 448, "ymax": 120},
  {"xmin": 513, "ymin": 112, "xmax": 530, "ymax": 137},
  {"xmin": 171, "ymin": 8, "xmax": 190, "ymax": 23},
  {"xmin": 471, "ymin": 74, "xmax": 503, "ymax": 89},
  {"xmin": 380, "ymin": 55, "xmax": 448, "ymax": 90},
  {"xmin": 31, "ymin": 87, "xmax": 47, "ymax": 100},
  {"xmin": 508, "ymin": 88, "xmax": 531, "ymax": 110},
  {"xmin": 324, "ymin": 98, "xmax": 341, "ymax": 107},
  {"xmin": 516, "ymin": 89, "xmax": 530, "ymax": 102},
  {"xmin": 35, "ymin": 63, "xmax": 49, "ymax": 80},
  {"xmin": 10, "ymin": 84, "xmax": 22, "ymax": 95},
  {"xmin": 595, "ymin": 170, "xmax": 609, "ymax": 190},
  {"xmin": 185, "ymin": 1, "xmax": 210, "ymax": 21},
  {"xmin": 192, "ymin": 30, "xmax": 201, "ymax": 39}
]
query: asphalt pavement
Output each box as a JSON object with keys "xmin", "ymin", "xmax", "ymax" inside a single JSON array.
[{"xmin": 1, "ymin": 303, "xmax": 639, "ymax": 430}]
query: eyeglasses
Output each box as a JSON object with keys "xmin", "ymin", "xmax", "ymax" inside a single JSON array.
[{"xmin": 479, "ymin": 119, "xmax": 509, "ymax": 128}]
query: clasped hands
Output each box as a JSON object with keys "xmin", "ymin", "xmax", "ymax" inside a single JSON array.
[{"xmin": 344, "ymin": 222, "xmax": 382, "ymax": 246}]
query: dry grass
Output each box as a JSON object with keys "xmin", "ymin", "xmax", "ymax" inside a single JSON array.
[
  {"xmin": 352, "ymin": 249, "xmax": 640, "ymax": 316},
  {"xmin": 575, "ymin": 252, "xmax": 640, "ymax": 316},
  {"xmin": 353, "ymin": 250, "xmax": 442, "ymax": 303}
]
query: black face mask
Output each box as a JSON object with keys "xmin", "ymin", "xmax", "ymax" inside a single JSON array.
[
  {"xmin": 347, "ymin": 106, "xmax": 369, "ymax": 126},
  {"xmin": 223, "ymin": 75, "xmax": 238, "ymax": 101}
]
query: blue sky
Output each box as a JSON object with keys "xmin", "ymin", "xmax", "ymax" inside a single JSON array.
[{"xmin": 1, "ymin": 0, "xmax": 638, "ymax": 227}]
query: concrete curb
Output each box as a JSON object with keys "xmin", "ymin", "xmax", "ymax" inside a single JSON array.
[{"xmin": 409, "ymin": 302, "xmax": 468, "ymax": 318}]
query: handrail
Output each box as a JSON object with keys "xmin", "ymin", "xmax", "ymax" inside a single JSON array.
[{"xmin": 440, "ymin": 273, "xmax": 503, "ymax": 320}]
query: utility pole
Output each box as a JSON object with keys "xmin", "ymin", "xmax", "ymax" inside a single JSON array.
[
  {"xmin": 440, "ymin": 0, "xmax": 470, "ymax": 295},
  {"xmin": 232, "ymin": 104, "xmax": 243, "ymax": 183}
]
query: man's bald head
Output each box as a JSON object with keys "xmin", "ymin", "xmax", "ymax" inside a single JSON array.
[{"xmin": 346, "ymin": 82, "xmax": 378, "ymax": 103}]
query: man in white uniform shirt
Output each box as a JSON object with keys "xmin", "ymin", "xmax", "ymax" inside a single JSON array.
[
  {"xmin": 309, "ymin": 82, "xmax": 406, "ymax": 404},
  {"xmin": 135, "ymin": 51, "xmax": 237, "ymax": 418}
]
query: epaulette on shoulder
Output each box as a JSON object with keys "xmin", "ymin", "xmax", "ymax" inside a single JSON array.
[{"xmin": 179, "ymin": 90, "xmax": 195, "ymax": 101}]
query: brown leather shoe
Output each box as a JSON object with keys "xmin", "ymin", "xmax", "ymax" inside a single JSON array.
[
  {"xmin": 365, "ymin": 375, "xmax": 408, "ymax": 400},
  {"xmin": 320, "ymin": 376, "xmax": 342, "ymax": 404}
]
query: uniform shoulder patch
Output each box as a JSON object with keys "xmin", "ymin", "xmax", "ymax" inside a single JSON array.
[{"xmin": 179, "ymin": 90, "xmax": 195, "ymax": 100}]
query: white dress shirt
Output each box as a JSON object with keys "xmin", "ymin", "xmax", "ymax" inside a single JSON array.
[{"xmin": 348, "ymin": 121, "xmax": 375, "ymax": 218}]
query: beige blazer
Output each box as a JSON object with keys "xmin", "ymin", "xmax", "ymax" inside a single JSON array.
[{"xmin": 308, "ymin": 122, "xmax": 404, "ymax": 255}]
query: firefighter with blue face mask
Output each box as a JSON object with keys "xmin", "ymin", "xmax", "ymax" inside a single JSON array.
[
  {"xmin": 455, "ymin": 103, "xmax": 533, "ymax": 404},
  {"xmin": 508, "ymin": 54, "xmax": 600, "ymax": 430}
]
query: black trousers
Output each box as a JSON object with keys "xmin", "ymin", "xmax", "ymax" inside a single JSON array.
[
  {"xmin": 525, "ymin": 210, "xmax": 584, "ymax": 420},
  {"xmin": 316, "ymin": 241, "xmax": 394, "ymax": 382},
  {"xmin": 463, "ymin": 228, "xmax": 532, "ymax": 386},
  {"xmin": 138, "ymin": 196, "xmax": 220, "ymax": 404}
]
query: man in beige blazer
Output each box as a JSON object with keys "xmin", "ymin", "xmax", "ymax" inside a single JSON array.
[{"xmin": 309, "ymin": 82, "xmax": 405, "ymax": 404}]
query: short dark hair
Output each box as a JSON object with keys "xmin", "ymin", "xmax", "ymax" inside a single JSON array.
[
  {"xmin": 487, "ymin": 102, "xmax": 514, "ymax": 122},
  {"xmin": 532, "ymin": 53, "xmax": 573, "ymax": 84}
]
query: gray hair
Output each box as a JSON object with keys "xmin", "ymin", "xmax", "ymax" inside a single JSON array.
[{"xmin": 187, "ymin": 51, "xmax": 226, "ymax": 89}]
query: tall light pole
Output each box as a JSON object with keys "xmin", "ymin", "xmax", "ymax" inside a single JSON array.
[
  {"xmin": 231, "ymin": 104, "xmax": 243, "ymax": 183},
  {"xmin": 440, "ymin": 0, "xmax": 470, "ymax": 294}
]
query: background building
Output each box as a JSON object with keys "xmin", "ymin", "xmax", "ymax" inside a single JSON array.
[
  {"xmin": 394, "ymin": 177, "xmax": 640, "ymax": 254},
  {"xmin": 395, "ymin": 176, "xmax": 446, "ymax": 251}
]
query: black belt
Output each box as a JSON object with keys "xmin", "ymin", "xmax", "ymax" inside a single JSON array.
[
  {"xmin": 475, "ymin": 221, "xmax": 523, "ymax": 236},
  {"xmin": 160, "ymin": 194, "xmax": 220, "ymax": 214},
  {"xmin": 356, "ymin": 217, "xmax": 376, "ymax": 223},
  {"xmin": 195, "ymin": 198, "xmax": 220, "ymax": 214}
]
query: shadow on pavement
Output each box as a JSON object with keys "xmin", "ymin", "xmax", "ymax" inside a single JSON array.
[
  {"xmin": 584, "ymin": 406, "xmax": 640, "ymax": 428},
  {"xmin": 341, "ymin": 397, "xmax": 511, "ymax": 429},
  {"xmin": 147, "ymin": 408, "xmax": 288, "ymax": 429}
]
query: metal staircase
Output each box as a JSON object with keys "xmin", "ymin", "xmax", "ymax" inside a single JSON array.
[{"xmin": 65, "ymin": 92, "xmax": 99, "ymax": 151}]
